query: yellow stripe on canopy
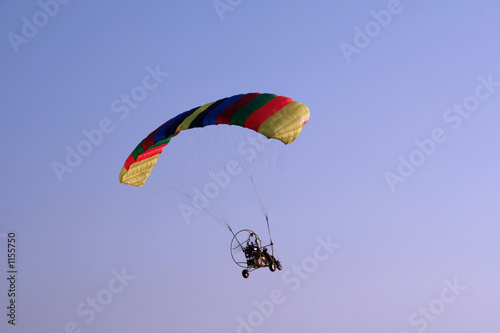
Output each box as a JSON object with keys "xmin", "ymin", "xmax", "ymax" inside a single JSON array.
[
  {"xmin": 257, "ymin": 102, "xmax": 310, "ymax": 144},
  {"xmin": 176, "ymin": 102, "xmax": 214, "ymax": 132},
  {"xmin": 119, "ymin": 154, "xmax": 161, "ymax": 187}
]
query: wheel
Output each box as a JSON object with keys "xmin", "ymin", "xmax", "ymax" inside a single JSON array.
[
  {"xmin": 242, "ymin": 269, "xmax": 249, "ymax": 279},
  {"xmin": 276, "ymin": 261, "xmax": 282, "ymax": 271},
  {"xmin": 269, "ymin": 261, "xmax": 276, "ymax": 272}
]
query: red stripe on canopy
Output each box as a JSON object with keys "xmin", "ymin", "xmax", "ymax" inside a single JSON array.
[
  {"xmin": 244, "ymin": 96, "xmax": 293, "ymax": 131},
  {"xmin": 216, "ymin": 93, "xmax": 260, "ymax": 125}
]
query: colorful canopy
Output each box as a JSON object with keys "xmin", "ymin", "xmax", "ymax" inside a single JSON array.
[{"xmin": 119, "ymin": 93, "xmax": 310, "ymax": 187}]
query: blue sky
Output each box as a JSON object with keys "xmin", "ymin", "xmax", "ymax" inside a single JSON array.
[{"xmin": 1, "ymin": 1, "xmax": 500, "ymax": 332}]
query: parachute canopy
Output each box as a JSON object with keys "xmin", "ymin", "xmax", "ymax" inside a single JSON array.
[{"xmin": 119, "ymin": 93, "xmax": 310, "ymax": 187}]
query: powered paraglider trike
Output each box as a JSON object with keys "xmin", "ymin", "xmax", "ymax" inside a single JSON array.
[{"xmin": 230, "ymin": 229, "xmax": 282, "ymax": 278}]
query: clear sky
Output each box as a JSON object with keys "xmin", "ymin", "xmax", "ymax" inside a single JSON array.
[{"xmin": 1, "ymin": 1, "xmax": 500, "ymax": 332}]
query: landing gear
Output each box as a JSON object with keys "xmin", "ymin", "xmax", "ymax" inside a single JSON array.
[
  {"xmin": 269, "ymin": 261, "xmax": 276, "ymax": 272},
  {"xmin": 268, "ymin": 259, "xmax": 283, "ymax": 272},
  {"xmin": 242, "ymin": 269, "xmax": 249, "ymax": 279}
]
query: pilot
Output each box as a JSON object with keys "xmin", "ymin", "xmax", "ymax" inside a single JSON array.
[{"xmin": 246, "ymin": 233, "xmax": 262, "ymax": 266}]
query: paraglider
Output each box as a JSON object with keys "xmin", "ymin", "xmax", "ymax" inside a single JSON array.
[{"xmin": 119, "ymin": 92, "xmax": 309, "ymax": 278}]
